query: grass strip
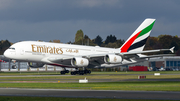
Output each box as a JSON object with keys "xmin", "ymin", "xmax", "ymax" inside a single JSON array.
[
  {"xmin": 0, "ymin": 74, "xmax": 180, "ymax": 81},
  {"xmin": 0, "ymin": 81, "xmax": 180, "ymax": 91}
]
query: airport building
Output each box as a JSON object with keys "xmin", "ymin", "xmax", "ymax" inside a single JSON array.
[
  {"xmin": 149, "ymin": 56, "xmax": 180, "ymax": 70},
  {"xmin": 0, "ymin": 55, "xmax": 74, "ymax": 72},
  {"xmin": 0, "ymin": 61, "xmax": 74, "ymax": 72},
  {"xmin": 129, "ymin": 56, "xmax": 180, "ymax": 71}
]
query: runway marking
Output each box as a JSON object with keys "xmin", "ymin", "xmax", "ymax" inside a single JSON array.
[{"xmin": 0, "ymin": 88, "xmax": 180, "ymax": 100}]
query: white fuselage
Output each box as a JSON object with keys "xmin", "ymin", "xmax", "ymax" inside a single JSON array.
[{"xmin": 4, "ymin": 41, "xmax": 128, "ymax": 68}]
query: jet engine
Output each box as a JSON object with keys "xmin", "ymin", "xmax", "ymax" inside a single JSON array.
[
  {"xmin": 71, "ymin": 57, "xmax": 89, "ymax": 67},
  {"xmin": 104, "ymin": 54, "xmax": 123, "ymax": 64},
  {"xmin": 28, "ymin": 62, "xmax": 45, "ymax": 68}
]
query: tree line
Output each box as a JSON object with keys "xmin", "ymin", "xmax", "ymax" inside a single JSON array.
[
  {"xmin": 73, "ymin": 29, "xmax": 180, "ymax": 55},
  {"xmin": 72, "ymin": 29, "xmax": 125, "ymax": 48},
  {"xmin": 0, "ymin": 40, "xmax": 12, "ymax": 55},
  {"xmin": 0, "ymin": 29, "xmax": 180, "ymax": 56}
]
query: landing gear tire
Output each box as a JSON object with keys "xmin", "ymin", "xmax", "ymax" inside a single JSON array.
[
  {"xmin": 70, "ymin": 70, "xmax": 91, "ymax": 75},
  {"xmin": 79, "ymin": 70, "xmax": 84, "ymax": 75},
  {"xmin": 71, "ymin": 72, "xmax": 76, "ymax": 75},
  {"xmin": 60, "ymin": 71, "xmax": 65, "ymax": 75},
  {"xmin": 88, "ymin": 70, "xmax": 91, "ymax": 74},
  {"xmin": 84, "ymin": 69, "xmax": 91, "ymax": 74},
  {"xmin": 60, "ymin": 68, "xmax": 69, "ymax": 75},
  {"xmin": 65, "ymin": 70, "xmax": 69, "ymax": 73}
]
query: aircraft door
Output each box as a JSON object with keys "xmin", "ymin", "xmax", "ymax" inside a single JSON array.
[{"xmin": 20, "ymin": 49, "xmax": 24, "ymax": 55}]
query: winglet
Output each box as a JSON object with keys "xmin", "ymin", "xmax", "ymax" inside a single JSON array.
[{"xmin": 170, "ymin": 46, "xmax": 175, "ymax": 53}]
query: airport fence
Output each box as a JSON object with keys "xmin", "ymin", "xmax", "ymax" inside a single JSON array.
[{"xmin": 0, "ymin": 61, "xmax": 75, "ymax": 72}]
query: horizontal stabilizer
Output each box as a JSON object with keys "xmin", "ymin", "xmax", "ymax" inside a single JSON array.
[
  {"xmin": 170, "ymin": 46, "xmax": 175, "ymax": 53},
  {"xmin": 121, "ymin": 47, "xmax": 175, "ymax": 56},
  {"xmin": 139, "ymin": 54, "xmax": 175, "ymax": 59}
]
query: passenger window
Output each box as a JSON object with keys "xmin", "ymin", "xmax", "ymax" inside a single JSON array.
[{"xmin": 9, "ymin": 47, "xmax": 15, "ymax": 50}]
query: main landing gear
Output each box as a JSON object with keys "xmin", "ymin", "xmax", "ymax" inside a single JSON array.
[
  {"xmin": 60, "ymin": 68, "xmax": 69, "ymax": 75},
  {"xmin": 71, "ymin": 69, "xmax": 91, "ymax": 75},
  {"xmin": 60, "ymin": 68, "xmax": 91, "ymax": 75}
]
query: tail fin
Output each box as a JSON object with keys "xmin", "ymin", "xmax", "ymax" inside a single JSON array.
[{"xmin": 120, "ymin": 18, "xmax": 156, "ymax": 52}]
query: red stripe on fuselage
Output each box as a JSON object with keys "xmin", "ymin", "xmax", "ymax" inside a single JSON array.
[{"xmin": 120, "ymin": 31, "xmax": 141, "ymax": 52}]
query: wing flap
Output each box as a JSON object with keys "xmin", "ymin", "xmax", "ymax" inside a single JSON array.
[{"xmin": 48, "ymin": 57, "xmax": 73, "ymax": 62}]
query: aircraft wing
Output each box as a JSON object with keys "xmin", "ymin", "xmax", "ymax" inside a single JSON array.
[
  {"xmin": 47, "ymin": 54, "xmax": 106, "ymax": 62},
  {"xmin": 48, "ymin": 57, "xmax": 73, "ymax": 62},
  {"xmin": 83, "ymin": 46, "xmax": 173, "ymax": 59},
  {"xmin": 47, "ymin": 54, "xmax": 106, "ymax": 67},
  {"xmin": 46, "ymin": 47, "xmax": 174, "ymax": 68}
]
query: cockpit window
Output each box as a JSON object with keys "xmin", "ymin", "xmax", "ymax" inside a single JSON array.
[{"xmin": 8, "ymin": 47, "xmax": 15, "ymax": 50}]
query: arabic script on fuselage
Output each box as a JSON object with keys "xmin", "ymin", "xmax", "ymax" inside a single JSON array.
[{"xmin": 66, "ymin": 49, "xmax": 79, "ymax": 53}]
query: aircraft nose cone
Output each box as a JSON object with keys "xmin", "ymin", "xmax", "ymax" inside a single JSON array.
[{"xmin": 4, "ymin": 50, "xmax": 10, "ymax": 58}]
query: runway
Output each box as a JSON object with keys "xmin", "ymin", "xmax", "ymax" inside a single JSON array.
[
  {"xmin": 0, "ymin": 88, "xmax": 180, "ymax": 100},
  {"xmin": 0, "ymin": 73, "xmax": 180, "ymax": 100},
  {"xmin": 0, "ymin": 73, "xmax": 180, "ymax": 83}
]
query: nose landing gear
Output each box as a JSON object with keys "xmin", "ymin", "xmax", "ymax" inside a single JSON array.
[
  {"xmin": 11, "ymin": 60, "xmax": 17, "ymax": 69},
  {"xmin": 12, "ymin": 65, "xmax": 17, "ymax": 69}
]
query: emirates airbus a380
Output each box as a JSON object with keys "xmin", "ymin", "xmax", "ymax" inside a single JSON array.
[{"xmin": 4, "ymin": 18, "xmax": 174, "ymax": 75}]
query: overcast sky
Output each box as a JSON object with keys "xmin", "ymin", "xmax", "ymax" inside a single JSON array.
[{"xmin": 0, "ymin": 0, "xmax": 180, "ymax": 43}]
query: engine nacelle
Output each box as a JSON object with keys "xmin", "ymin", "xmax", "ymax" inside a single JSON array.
[
  {"xmin": 71, "ymin": 57, "xmax": 89, "ymax": 67},
  {"xmin": 28, "ymin": 62, "xmax": 45, "ymax": 68},
  {"xmin": 104, "ymin": 54, "xmax": 123, "ymax": 64}
]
